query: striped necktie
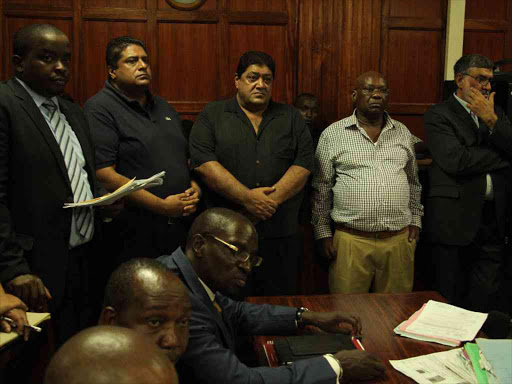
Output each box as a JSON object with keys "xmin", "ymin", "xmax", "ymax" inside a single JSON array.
[{"xmin": 42, "ymin": 100, "xmax": 94, "ymax": 240}]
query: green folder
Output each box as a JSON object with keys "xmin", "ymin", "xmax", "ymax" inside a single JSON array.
[{"xmin": 464, "ymin": 342, "xmax": 488, "ymax": 384}]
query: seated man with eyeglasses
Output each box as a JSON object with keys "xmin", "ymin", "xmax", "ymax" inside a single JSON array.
[
  {"xmin": 157, "ymin": 207, "xmax": 385, "ymax": 384},
  {"xmin": 312, "ymin": 71, "xmax": 423, "ymax": 294},
  {"xmin": 424, "ymin": 54, "xmax": 512, "ymax": 312}
]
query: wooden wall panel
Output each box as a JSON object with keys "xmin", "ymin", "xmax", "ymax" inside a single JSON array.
[
  {"xmin": 229, "ymin": 24, "xmax": 291, "ymax": 103},
  {"xmin": 84, "ymin": 0, "xmax": 146, "ymax": 9},
  {"xmin": 5, "ymin": 0, "xmax": 72, "ymax": 8},
  {"xmin": 3, "ymin": 17, "xmax": 74, "ymax": 95},
  {"xmin": 463, "ymin": 31, "xmax": 506, "ymax": 61},
  {"xmin": 157, "ymin": 0, "xmax": 217, "ymax": 11},
  {"xmin": 228, "ymin": 0, "xmax": 287, "ymax": 12},
  {"xmin": 157, "ymin": 22, "xmax": 218, "ymax": 102},
  {"xmin": 465, "ymin": 0, "xmax": 507, "ymax": 20},
  {"xmin": 81, "ymin": 21, "xmax": 147, "ymax": 102},
  {"xmin": 381, "ymin": 0, "xmax": 446, "ymax": 139},
  {"xmin": 464, "ymin": 0, "xmax": 512, "ymax": 72},
  {"xmin": 389, "ymin": 0, "xmax": 441, "ymax": 19},
  {"xmin": 386, "ymin": 30, "xmax": 443, "ymax": 104}
]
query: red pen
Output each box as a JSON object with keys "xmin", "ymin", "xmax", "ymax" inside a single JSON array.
[{"xmin": 351, "ymin": 336, "xmax": 365, "ymax": 351}]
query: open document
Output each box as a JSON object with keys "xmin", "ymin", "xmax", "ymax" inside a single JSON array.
[
  {"xmin": 63, "ymin": 171, "xmax": 165, "ymax": 208},
  {"xmin": 390, "ymin": 348, "xmax": 477, "ymax": 384},
  {"xmin": 394, "ymin": 300, "xmax": 488, "ymax": 347}
]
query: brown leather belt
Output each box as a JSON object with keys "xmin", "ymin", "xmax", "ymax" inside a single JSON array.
[{"xmin": 335, "ymin": 223, "xmax": 407, "ymax": 239}]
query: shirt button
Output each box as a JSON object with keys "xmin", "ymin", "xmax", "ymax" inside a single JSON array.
[{"xmin": 256, "ymin": 160, "xmax": 260, "ymax": 164}]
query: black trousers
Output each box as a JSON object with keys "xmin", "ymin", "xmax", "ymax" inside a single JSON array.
[
  {"xmin": 432, "ymin": 201, "xmax": 505, "ymax": 312},
  {"xmin": 247, "ymin": 234, "xmax": 300, "ymax": 297}
]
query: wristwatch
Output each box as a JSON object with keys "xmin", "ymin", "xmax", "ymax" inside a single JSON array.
[{"xmin": 295, "ymin": 307, "xmax": 309, "ymax": 329}]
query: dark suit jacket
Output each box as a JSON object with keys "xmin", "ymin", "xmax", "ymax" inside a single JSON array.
[
  {"xmin": 0, "ymin": 77, "xmax": 99, "ymax": 306},
  {"xmin": 158, "ymin": 248, "xmax": 336, "ymax": 384},
  {"xmin": 424, "ymin": 94, "xmax": 512, "ymax": 245}
]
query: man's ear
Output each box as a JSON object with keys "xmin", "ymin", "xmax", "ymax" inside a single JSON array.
[
  {"xmin": 191, "ymin": 233, "xmax": 206, "ymax": 258},
  {"xmin": 455, "ymin": 73, "xmax": 464, "ymax": 89},
  {"xmin": 12, "ymin": 55, "xmax": 24, "ymax": 74},
  {"xmin": 234, "ymin": 73, "xmax": 240, "ymax": 89},
  {"xmin": 108, "ymin": 65, "xmax": 116, "ymax": 81},
  {"xmin": 98, "ymin": 306, "xmax": 117, "ymax": 325},
  {"xmin": 351, "ymin": 90, "xmax": 357, "ymax": 102}
]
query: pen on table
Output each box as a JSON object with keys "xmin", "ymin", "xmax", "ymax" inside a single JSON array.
[
  {"xmin": 351, "ymin": 336, "xmax": 365, "ymax": 351},
  {"xmin": 0, "ymin": 316, "xmax": 42, "ymax": 332}
]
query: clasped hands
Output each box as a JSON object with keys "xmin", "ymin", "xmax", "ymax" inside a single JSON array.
[{"xmin": 242, "ymin": 186, "xmax": 279, "ymax": 222}]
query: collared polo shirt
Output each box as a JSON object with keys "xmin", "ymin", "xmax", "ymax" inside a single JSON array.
[
  {"xmin": 190, "ymin": 97, "xmax": 314, "ymax": 238},
  {"xmin": 84, "ymin": 81, "xmax": 190, "ymax": 198}
]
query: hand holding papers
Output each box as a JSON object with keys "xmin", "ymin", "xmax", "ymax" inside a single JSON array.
[
  {"xmin": 63, "ymin": 171, "xmax": 165, "ymax": 208},
  {"xmin": 394, "ymin": 300, "xmax": 488, "ymax": 347}
]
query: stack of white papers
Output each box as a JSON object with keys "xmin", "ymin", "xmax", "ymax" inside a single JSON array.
[
  {"xmin": 394, "ymin": 300, "xmax": 488, "ymax": 347},
  {"xmin": 390, "ymin": 348, "xmax": 477, "ymax": 384},
  {"xmin": 64, "ymin": 171, "xmax": 165, "ymax": 208}
]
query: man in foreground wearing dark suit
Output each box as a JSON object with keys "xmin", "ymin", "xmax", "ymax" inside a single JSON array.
[
  {"xmin": 424, "ymin": 54, "xmax": 512, "ymax": 312},
  {"xmin": 158, "ymin": 207, "xmax": 385, "ymax": 384},
  {"xmin": 0, "ymin": 24, "xmax": 111, "ymax": 343}
]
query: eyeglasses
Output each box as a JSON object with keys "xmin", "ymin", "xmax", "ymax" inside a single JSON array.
[
  {"xmin": 360, "ymin": 87, "xmax": 389, "ymax": 96},
  {"xmin": 205, "ymin": 234, "xmax": 263, "ymax": 267},
  {"xmin": 463, "ymin": 73, "xmax": 495, "ymax": 87}
]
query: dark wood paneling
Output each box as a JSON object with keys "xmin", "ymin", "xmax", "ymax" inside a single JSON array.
[
  {"xmin": 228, "ymin": 0, "xmax": 287, "ymax": 12},
  {"xmin": 229, "ymin": 24, "xmax": 292, "ymax": 103},
  {"xmin": 4, "ymin": 17, "xmax": 74, "ymax": 95},
  {"xmin": 6, "ymin": 0, "xmax": 72, "ymax": 9},
  {"xmin": 157, "ymin": 22, "xmax": 218, "ymax": 102},
  {"xmin": 389, "ymin": 0, "xmax": 442, "ymax": 19},
  {"xmin": 84, "ymin": 0, "xmax": 146, "ymax": 9},
  {"xmin": 465, "ymin": 0, "xmax": 508, "ymax": 21},
  {"xmin": 463, "ymin": 31, "xmax": 506, "ymax": 61},
  {"xmin": 386, "ymin": 30, "xmax": 443, "ymax": 104},
  {"xmin": 81, "ymin": 20, "xmax": 147, "ymax": 102},
  {"xmin": 157, "ymin": 0, "xmax": 217, "ymax": 11}
]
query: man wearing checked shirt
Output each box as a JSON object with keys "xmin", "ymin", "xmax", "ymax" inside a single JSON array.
[{"xmin": 312, "ymin": 71, "xmax": 423, "ymax": 294}]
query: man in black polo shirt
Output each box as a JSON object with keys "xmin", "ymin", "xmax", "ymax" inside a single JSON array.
[
  {"xmin": 189, "ymin": 51, "xmax": 313, "ymax": 295},
  {"xmin": 84, "ymin": 36, "xmax": 200, "ymax": 265}
]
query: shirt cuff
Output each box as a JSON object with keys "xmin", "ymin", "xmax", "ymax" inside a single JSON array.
[{"xmin": 324, "ymin": 354, "xmax": 343, "ymax": 383}]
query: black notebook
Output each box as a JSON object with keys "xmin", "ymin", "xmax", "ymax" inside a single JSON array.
[{"xmin": 274, "ymin": 334, "xmax": 356, "ymax": 365}]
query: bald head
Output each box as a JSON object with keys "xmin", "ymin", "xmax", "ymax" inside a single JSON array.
[
  {"xmin": 44, "ymin": 326, "xmax": 178, "ymax": 384},
  {"xmin": 100, "ymin": 258, "xmax": 191, "ymax": 363},
  {"xmin": 352, "ymin": 71, "xmax": 389, "ymax": 118},
  {"xmin": 354, "ymin": 71, "xmax": 385, "ymax": 89}
]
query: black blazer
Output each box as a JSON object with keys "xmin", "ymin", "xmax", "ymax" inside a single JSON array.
[
  {"xmin": 424, "ymin": 94, "xmax": 512, "ymax": 246},
  {"xmin": 0, "ymin": 77, "xmax": 99, "ymax": 306}
]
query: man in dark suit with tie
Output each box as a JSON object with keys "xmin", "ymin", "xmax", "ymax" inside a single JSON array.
[
  {"xmin": 424, "ymin": 54, "xmax": 512, "ymax": 312},
  {"xmin": 158, "ymin": 207, "xmax": 385, "ymax": 384},
  {"xmin": 0, "ymin": 24, "xmax": 107, "ymax": 343}
]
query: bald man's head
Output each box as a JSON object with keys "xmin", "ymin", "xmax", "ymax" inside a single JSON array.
[
  {"xmin": 186, "ymin": 208, "xmax": 259, "ymax": 298},
  {"xmin": 99, "ymin": 258, "xmax": 191, "ymax": 363},
  {"xmin": 352, "ymin": 71, "xmax": 389, "ymax": 118},
  {"xmin": 44, "ymin": 326, "xmax": 178, "ymax": 384}
]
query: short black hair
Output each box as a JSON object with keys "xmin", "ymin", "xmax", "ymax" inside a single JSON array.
[
  {"xmin": 236, "ymin": 51, "xmax": 275, "ymax": 78},
  {"xmin": 294, "ymin": 93, "xmax": 317, "ymax": 106},
  {"xmin": 454, "ymin": 54, "xmax": 494, "ymax": 76},
  {"xmin": 13, "ymin": 24, "xmax": 65, "ymax": 57},
  {"xmin": 103, "ymin": 258, "xmax": 174, "ymax": 310},
  {"xmin": 106, "ymin": 36, "xmax": 147, "ymax": 73}
]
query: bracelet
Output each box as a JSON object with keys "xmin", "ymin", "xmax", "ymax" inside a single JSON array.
[{"xmin": 295, "ymin": 307, "xmax": 309, "ymax": 329}]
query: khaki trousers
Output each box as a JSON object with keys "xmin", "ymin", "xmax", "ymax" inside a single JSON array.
[{"xmin": 329, "ymin": 228, "xmax": 416, "ymax": 293}]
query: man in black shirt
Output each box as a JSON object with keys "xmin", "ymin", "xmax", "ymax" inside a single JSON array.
[
  {"xmin": 189, "ymin": 51, "xmax": 313, "ymax": 295},
  {"xmin": 84, "ymin": 36, "xmax": 200, "ymax": 265}
]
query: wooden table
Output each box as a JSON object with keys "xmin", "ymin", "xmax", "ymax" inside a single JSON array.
[{"xmin": 247, "ymin": 291, "xmax": 453, "ymax": 384}]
